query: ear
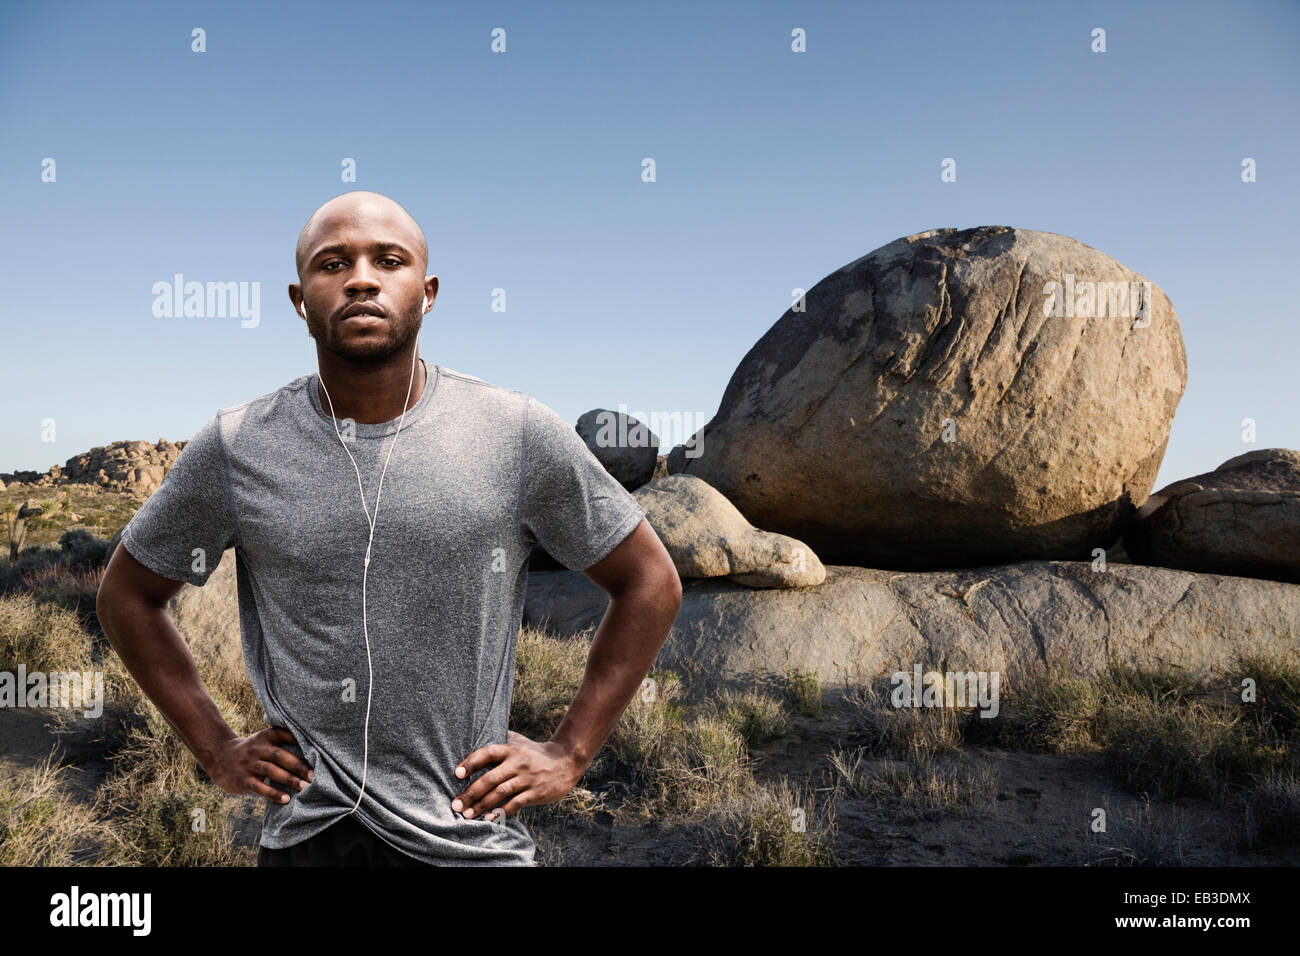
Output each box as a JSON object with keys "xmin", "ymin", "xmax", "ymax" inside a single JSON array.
[{"xmin": 289, "ymin": 283, "xmax": 305, "ymax": 320}]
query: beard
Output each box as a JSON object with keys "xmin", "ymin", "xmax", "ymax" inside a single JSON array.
[{"xmin": 306, "ymin": 301, "xmax": 421, "ymax": 365}]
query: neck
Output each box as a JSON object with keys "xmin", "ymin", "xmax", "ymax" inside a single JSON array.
[{"xmin": 315, "ymin": 344, "xmax": 426, "ymax": 424}]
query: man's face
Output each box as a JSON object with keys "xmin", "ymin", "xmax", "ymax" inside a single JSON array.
[{"xmin": 296, "ymin": 203, "xmax": 430, "ymax": 363}]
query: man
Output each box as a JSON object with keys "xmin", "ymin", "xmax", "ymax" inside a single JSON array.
[{"xmin": 96, "ymin": 190, "xmax": 683, "ymax": 866}]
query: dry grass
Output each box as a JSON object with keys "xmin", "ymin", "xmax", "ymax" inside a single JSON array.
[
  {"xmin": 844, "ymin": 675, "xmax": 966, "ymax": 758},
  {"xmin": 965, "ymin": 665, "xmax": 1104, "ymax": 754},
  {"xmin": 691, "ymin": 776, "xmax": 838, "ymax": 866},
  {"xmin": 829, "ymin": 746, "xmax": 1000, "ymax": 815},
  {"xmin": 1084, "ymin": 794, "xmax": 1189, "ymax": 866},
  {"xmin": 0, "ymin": 590, "xmax": 96, "ymax": 674},
  {"xmin": 0, "ymin": 749, "xmax": 113, "ymax": 866},
  {"xmin": 706, "ymin": 688, "xmax": 790, "ymax": 746},
  {"xmin": 2, "ymin": 529, "xmax": 263, "ymax": 866},
  {"xmin": 955, "ymin": 654, "xmax": 1300, "ymax": 807},
  {"xmin": 783, "ymin": 667, "xmax": 824, "ymax": 718},
  {"xmin": 1243, "ymin": 772, "xmax": 1300, "ymax": 848}
]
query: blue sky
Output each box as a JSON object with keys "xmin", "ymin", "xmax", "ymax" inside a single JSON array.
[{"xmin": 1, "ymin": 0, "xmax": 1296, "ymax": 493}]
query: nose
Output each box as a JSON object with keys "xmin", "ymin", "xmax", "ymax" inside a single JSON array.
[{"xmin": 344, "ymin": 257, "xmax": 382, "ymax": 297}]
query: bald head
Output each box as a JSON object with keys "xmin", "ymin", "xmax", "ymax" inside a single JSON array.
[{"xmin": 294, "ymin": 190, "xmax": 428, "ymax": 280}]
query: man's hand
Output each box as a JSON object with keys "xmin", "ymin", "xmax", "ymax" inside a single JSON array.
[
  {"xmin": 203, "ymin": 727, "xmax": 314, "ymax": 804},
  {"xmin": 451, "ymin": 730, "xmax": 584, "ymax": 822}
]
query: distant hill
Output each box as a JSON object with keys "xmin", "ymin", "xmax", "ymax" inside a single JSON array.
[{"xmin": 1, "ymin": 438, "xmax": 186, "ymax": 498}]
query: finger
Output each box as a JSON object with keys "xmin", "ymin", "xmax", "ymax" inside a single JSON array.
[
  {"xmin": 452, "ymin": 762, "xmax": 514, "ymax": 815},
  {"xmin": 264, "ymin": 745, "xmax": 314, "ymax": 783},
  {"xmin": 246, "ymin": 775, "xmax": 293, "ymax": 804},
  {"xmin": 267, "ymin": 727, "xmax": 299, "ymax": 747},
  {"xmin": 469, "ymin": 778, "xmax": 522, "ymax": 819},
  {"xmin": 492, "ymin": 792, "xmax": 534, "ymax": 821},
  {"xmin": 253, "ymin": 759, "xmax": 309, "ymax": 792},
  {"xmin": 454, "ymin": 744, "xmax": 509, "ymax": 781}
]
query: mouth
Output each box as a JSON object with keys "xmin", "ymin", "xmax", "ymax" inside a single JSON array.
[{"xmin": 340, "ymin": 304, "xmax": 387, "ymax": 321}]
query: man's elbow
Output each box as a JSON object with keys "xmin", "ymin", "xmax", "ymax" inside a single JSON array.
[
  {"xmin": 646, "ymin": 556, "xmax": 682, "ymax": 620},
  {"xmin": 662, "ymin": 561, "xmax": 683, "ymax": 611},
  {"xmin": 609, "ymin": 553, "xmax": 680, "ymax": 618},
  {"xmin": 95, "ymin": 574, "xmax": 123, "ymax": 648}
]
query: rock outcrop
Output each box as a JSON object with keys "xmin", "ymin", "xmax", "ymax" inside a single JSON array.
[
  {"xmin": 156, "ymin": 550, "xmax": 1300, "ymax": 706},
  {"xmin": 1125, "ymin": 449, "xmax": 1300, "ymax": 583},
  {"xmin": 525, "ymin": 561, "xmax": 1300, "ymax": 698},
  {"xmin": 633, "ymin": 475, "xmax": 825, "ymax": 588},
  {"xmin": 682, "ymin": 226, "xmax": 1187, "ymax": 569},
  {"xmin": 2, "ymin": 438, "xmax": 185, "ymax": 498},
  {"xmin": 575, "ymin": 409, "xmax": 658, "ymax": 490}
]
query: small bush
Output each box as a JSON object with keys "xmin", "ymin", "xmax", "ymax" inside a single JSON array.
[
  {"xmin": 104, "ymin": 785, "xmax": 251, "ymax": 867},
  {"xmin": 1096, "ymin": 695, "xmax": 1290, "ymax": 800},
  {"xmin": 58, "ymin": 529, "xmax": 109, "ymax": 569},
  {"xmin": 845, "ymin": 676, "xmax": 965, "ymax": 757},
  {"xmin": 1243, "ymin": 773, "xmax": 1300, "ymax": 847},
  {"xmin": 1084, "ymin": 795, "xmax": 1188, "ymax": 866},
  {"xmin": 693, "ymin": 777, "xmax": 837, "ymax": 866},
  {"xmin": 784, "ymin": 667, "xmax": 823, "ymax": 718},
  {"xmin": 708, "ymin": 688, "xmax": 789, "ymax": 746}
]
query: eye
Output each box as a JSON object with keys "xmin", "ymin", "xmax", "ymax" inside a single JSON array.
[
  {"xmin": 322, "ymin": 261, "xmax": 344, "ymax": 271},
  {"xmin": 380, "ymin": 257, "xmax": 402, "ymax": 267}
]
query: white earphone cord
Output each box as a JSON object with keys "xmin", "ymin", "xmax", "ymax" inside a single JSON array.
[{"xmin": 316, "ymin": 340, "xmax": 419, "ymax": 816}]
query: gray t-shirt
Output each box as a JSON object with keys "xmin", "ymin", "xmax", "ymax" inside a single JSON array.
[{"xmin": 119, "ymin": 360, "xmax": 646, "ymax": 866}]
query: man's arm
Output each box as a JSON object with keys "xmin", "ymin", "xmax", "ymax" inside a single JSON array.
[
  {"xmin": 97, "ymin": 544, "xmax": 314, "ymax": 803},
  {"xmin": 451, "ymin": 518, "xmax": 681, "ymax": 821}
]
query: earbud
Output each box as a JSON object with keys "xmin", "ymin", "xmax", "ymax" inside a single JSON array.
[{"xmin": 311, "ymin": 325, "xmax": 421, "ymax": 820}]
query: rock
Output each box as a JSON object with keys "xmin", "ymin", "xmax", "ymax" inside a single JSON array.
[
  {"xmin": 682, "ymin": 226, "xmax": 1187, "ymax": 569},
  {"xmin": 1125, "ymin": 449, "xmax": 1300, "ymax": 583},
  {"xmin": 8, "ymin": 439, "xmax": 186, "ymax": 497},
  {"xmin": 575, "ymin": 409, "xmax": 659, "ymax": 490},
  {"xmin": 633, "ymin": 475, "xmax": 825, "ymax": 588},
  {"xmin": 525, "ymin": 561, "xmax": 1300, "ymax": 698},
  {"xmin": 650, "ymin": 455, "xmax": 670, "ymax": 481},
  {"xmin": 162, "ymin": 547, "xmax": 1300, "ymax": 708},
  {"xmin": 665, "ymin": 433, "xmax": 704, "ymax": 476}
]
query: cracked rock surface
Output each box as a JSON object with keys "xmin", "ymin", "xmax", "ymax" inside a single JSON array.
[
  {"xmin": 1125, "ymin": 448, "xmax": 1300, "ymax": 583},
  {"xmin": 681, "ymin": 226, "xmax": 1187, "ymax": 569},
  {"xmin": 524, "ymin": 561, "xmax": 1298, "ymax": 698}
]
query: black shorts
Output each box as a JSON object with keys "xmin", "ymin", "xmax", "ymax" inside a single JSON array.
[{"xmin": 257, "ymin": 814, "xmax": 432, "ymax": 867}]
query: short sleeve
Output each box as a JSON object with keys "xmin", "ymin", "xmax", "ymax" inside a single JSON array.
[
  {"xmin": 520, "ymin": 396, "xmax": 646, "ymax": 571},
  {"xmin": 119, "ymin": 414, "xmax": 238, "ymax": 586}
]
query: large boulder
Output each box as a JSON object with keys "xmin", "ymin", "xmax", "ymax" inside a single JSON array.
[
  {"xmin": 526, "ymin": 562, "xmax": 1300, "ymax": 698},
  {"xmin": 633, "ymin": 475, "xmax": 825, "ymax": 588},
  {"xmin": 575, "ymin": 409, "xmax": 659, "ymax": 490},
  {"xmin": 682, "ymin": 226, "xmax": 1187, "ymax": 569},
  {"xmin": 1125, "ymin": 449, "xmax": 1300, "ymax": 583}
]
